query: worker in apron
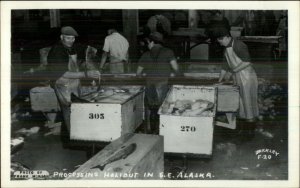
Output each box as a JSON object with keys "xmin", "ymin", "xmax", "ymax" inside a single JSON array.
[
  {"xmin": 54, "ymin": 54, "xmax": 81, "ymax": 132},
  {"xmin": 215, "ymin": 27, "xmax": 259, "ymax": 140},
  {"xmin": 47, "ymin": 26, "xmax": 101, "ymax": 144}
]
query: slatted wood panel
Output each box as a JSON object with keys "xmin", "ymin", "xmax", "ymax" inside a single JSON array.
[
  {"xmin": 216, "ymin": 85, "xmax": 239, "ymax": 112},
  {"xmin": 66, "ymin": 133, "xmax": 164, "ymax": 180},
  {"xmin": 70, "ymin": 86, "xmax": 144, "ymax": 142},
  {"xmin": 30, "ymin": 86, "xmax": 60, "ymax": 112},
  {"xmin": 158, "ymin": 85, "xmax": 216, "ymax": 156}
]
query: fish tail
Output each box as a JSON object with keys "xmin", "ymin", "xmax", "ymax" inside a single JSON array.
[
  {"xmin": 91, "ymin": 164, "xmax": 106, "ymax": 171},
  {"xmin": 99, "ymin": 164, "xmax": 106, "ymax": 171}
]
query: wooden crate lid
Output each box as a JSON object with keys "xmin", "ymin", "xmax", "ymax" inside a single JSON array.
[{"xmin": 67, "ymin": 133, "xmax": 163, "ymax": 180}]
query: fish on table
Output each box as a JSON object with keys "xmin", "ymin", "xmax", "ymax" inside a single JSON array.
[
  {"xmin": 72, "ymin": 87, "xmax": 132, "ymax": 103},
  {"xmin": 161, "ymin": 99, "xmax": 214, "ymax": 116}
]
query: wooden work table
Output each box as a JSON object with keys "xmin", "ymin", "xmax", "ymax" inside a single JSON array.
[
  {"xmin": 170, "ymin": 30, "xmax": 283, "ymax": 62},
  {"xmin": 237, "ymin": 36, "xmax": 283, "ymax": 62},
  {"xmin": 97, "ymin": 73, "xmax": 218, "ymax": 86},
  {"xmin": 170, "ymin": 28, "xmax": 208, "ymax": 61},
  {"xmin": 237, "ymin": 36, "xmax": 282, "ymax": 44}
]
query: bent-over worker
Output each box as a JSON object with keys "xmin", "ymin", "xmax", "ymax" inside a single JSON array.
[{"xmin": 136, "ymin": 32, "xmax": 179, "ymax": 134}]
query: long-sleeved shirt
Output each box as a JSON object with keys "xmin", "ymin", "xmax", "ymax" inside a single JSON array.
[{"xmin": 47, "ymin": 41, "xmax": 85, "ymax": 85}]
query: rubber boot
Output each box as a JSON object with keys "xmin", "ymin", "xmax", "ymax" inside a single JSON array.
[
  {"xmin": 246, "ymin": 121, "xmax": 256, "ymax": 140},
  {"xmin": 233, "ymin": 120, "xmax": 247, "ymax": 142},
  {"xmin": 149, "ymin": 108, "xmax": 159, "ymax": 134},
  {"xmin": 60, "ymin": 121, "xmax": 71, "ymax": 149},
  {"xmin": 241, "ymin": 121, "xmax": 255, "ymax": 141},
  {"xmin": 236, "ymin": 119, "xmax": 246, "ymax": 136}
]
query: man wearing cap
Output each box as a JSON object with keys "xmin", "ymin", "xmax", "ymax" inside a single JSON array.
[
  {"xmin": 47, "ymin": 26, "xmax": 101, "ymax": 139},
  {"xmin": 136, "ymin": 32, "xmax": 179, "ymax": 134},
  {"xmin": 215, "ymin": 27, "xmax": 259, "ymax": 141},
  {"xmin": 205, "ymin": 10, "xmax": 230, "ymax": 61},
  {"xmin": 99, "ymin": 29, "xmax": 129, "ymax": 74}
]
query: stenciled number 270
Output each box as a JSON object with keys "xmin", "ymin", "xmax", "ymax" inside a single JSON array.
[
  {"xmin": 89, "ymin": 113, "xmax": 104, "ymax": 119},
  {"xmin": 181, "ymin": 126, "xmax": 196, "ymax": 132}
]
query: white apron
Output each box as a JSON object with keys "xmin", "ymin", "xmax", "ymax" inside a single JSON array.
[
  {"xmin": 224, "ymin": 42, "xmax": 259, "ymax": 120},
  {"xmin": 54, "ymin": 55, "xmax": 81, "ymax": 131}
]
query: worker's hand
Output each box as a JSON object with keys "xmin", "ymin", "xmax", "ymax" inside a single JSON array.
[
  {"xmin": 87, "ymin": 70, "xmax": 101, "ymax": 79},
  {"xmin": 205, "ymin": 38, "xmax": 211, "ymax": 44}
]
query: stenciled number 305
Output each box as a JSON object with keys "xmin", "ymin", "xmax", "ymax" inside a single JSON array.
[{"xmin": 89, "ymin": 113, "xmax": 104, "ymax": 119}]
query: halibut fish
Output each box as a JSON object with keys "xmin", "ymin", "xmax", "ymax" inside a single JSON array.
[{"xmin": 91, "ymin": 143, "xmax": 137, "ymax": 171}]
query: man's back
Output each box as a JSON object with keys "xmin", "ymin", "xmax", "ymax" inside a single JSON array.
[
  {"xmin": 138, "ymin": 44, "xmax": 176, "ymax": 78},
  {"xmin": 103, "ymin": 32, "xmax": 129, "ymax": 63}
]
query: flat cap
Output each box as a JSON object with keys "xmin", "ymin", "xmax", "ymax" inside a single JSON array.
[
  {"xmin": 61, "ymin": 26, "xmax": 78, "ymax": 37},
  {"xmin": 149, "ymin": 32, "xmax": 164, "ymax": 43}
]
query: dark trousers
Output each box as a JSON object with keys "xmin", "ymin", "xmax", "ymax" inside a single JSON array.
[
  {"xmin": 237, "ymin": 118, "xmax": 256, "ymax": 141},
  {"xmin": 145, "ymin": 79, "xmax": 169, "ymax": 133}
]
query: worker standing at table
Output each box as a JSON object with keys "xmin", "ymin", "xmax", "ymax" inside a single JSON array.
[
  {"xmin": 215, "ymin": 27, "xmax": 259, "ymax": 140},
  {"xmin": 47, "ymin": 26, "xmax": 101, "ymax": 143},
  {"xmin": 99, "ymin": 29, "xmax": 129, "ymax": 74},
  {"xmin": 136, "ymin": 32, "xmax": 179, "ymax": 134}
]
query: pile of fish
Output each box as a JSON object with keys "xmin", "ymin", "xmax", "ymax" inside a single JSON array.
[
  {"xmin": 73, "ymin": 86, "xmax": 142, "ymax": 103},
  {"xmin": 160, "ymin": 99, "xmax": 214, "ymax": 116},
  {"xmin": 257, "ymin": 78, "xmax": 284, "ymax": 120}
]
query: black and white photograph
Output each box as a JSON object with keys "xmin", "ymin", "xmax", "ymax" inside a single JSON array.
[{"xmin": 1, "ymin": 1, "xmax": 299, "ymax": 188}]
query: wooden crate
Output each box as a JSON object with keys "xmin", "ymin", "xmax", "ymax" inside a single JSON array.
[
  {"xmin": 66, "ymin": 133, "xmax": 164, "ymax": 180},
  {"xmin": 29, "ymin": 86, "xmax": 60, "ymax": 112},
  {"xmin": 216, "ymin": 85, "xmax": 239, "ymax": 112},
  {"xmin": 158, "ymin": 85, "xmax": 216, "ymax": 156},
  {"xmin": 70, "ymin": 86, "xmax": 144, "ymax": 142},
  {"xmin": 215, "ymin": 85, "xmax": 239, "ymax": 130}
]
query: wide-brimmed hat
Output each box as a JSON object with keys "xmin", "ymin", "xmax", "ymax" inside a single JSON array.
[
  {"xmin": 149, "ymin": 32, "xmax": 164, "ymax": 43},
  {"xmin": 61, "ymin": 26, "xmax": 79, "ymax": 37}
]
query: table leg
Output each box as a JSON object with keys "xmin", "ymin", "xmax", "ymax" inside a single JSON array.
[{"xmin": 215, "ymin": 113, "xmax": 236, "ymax": 129}]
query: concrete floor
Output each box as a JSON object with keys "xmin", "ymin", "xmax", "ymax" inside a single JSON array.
[{"xmin": 11, "ymin": 86, "xmax": 288, "ymax": 180}]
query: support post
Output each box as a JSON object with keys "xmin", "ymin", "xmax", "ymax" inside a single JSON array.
[
  {"xmin": 122, "ymin": 10, "xmax": 139, "ymax": 62},
  {"xmin": 49, "ymin": 9, "xmax": 60, "ymax": 28}
]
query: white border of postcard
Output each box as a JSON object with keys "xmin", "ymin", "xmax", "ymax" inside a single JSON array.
[{"xmin": 1, "ymin": 1, "xmax": 299, "ymax": 188}]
